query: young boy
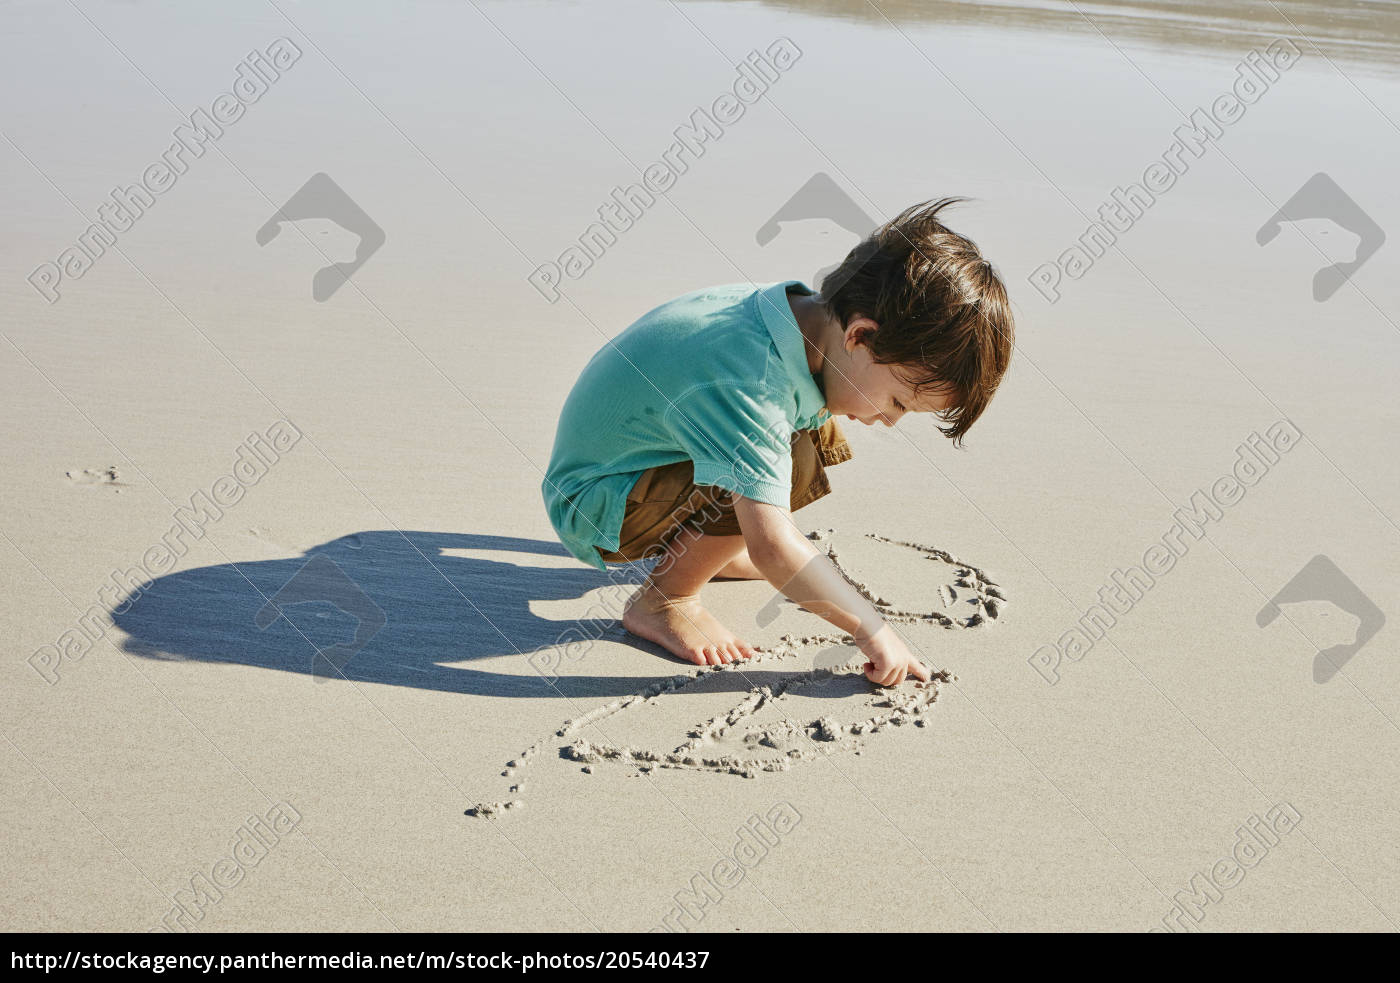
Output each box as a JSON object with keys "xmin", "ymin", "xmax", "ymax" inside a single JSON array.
[{"xmin": 543, "ymin": 199, "xmax": 1014, "ymax": 686}]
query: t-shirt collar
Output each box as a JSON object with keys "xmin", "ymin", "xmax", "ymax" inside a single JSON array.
[{"xmin": 755, "ymin": 280, "xmax": 829, "ymax": 430}]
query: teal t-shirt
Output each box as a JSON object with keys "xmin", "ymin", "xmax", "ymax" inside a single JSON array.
[{"xmin": 543, "ymin": 280, "xmax": 830, "ymax": 569}]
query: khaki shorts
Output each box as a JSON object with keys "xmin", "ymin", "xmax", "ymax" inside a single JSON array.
[{"xmin": 596, "ymin": 417, "xmax": 852, "ymax": 564}]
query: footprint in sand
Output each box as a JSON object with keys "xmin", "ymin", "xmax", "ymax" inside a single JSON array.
[
  {"xmin": 466, "ymin": 532, "xmax": 1006, "ymax": 817},
  {"xmin": 65, "ymin": 466, "xmax": 126, "ymax": 489}
]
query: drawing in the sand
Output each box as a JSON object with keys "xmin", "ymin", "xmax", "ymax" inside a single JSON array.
[{"xmin": 467, "ymin": 531, "xmax": 1006, "ymax": 817}]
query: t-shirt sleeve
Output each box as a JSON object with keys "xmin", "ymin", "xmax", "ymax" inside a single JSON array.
[{"xmin": 663, "ymin": 379, "xmax": 794, "ymax": 507}]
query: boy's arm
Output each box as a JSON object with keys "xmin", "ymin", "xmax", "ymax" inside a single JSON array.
[{"xmin": 733, "ymin": 495, "xmax": 930, "ymax": 686}]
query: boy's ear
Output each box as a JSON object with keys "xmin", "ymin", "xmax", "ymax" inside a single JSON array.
[{"xmin": 843, "ymin": 315, "xmax": 880, "ymax": 352}]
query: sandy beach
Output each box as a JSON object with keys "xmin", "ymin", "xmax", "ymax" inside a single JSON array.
[{"xmin": 3, "ymin": 0, "xmax": 1398, "ymax": 933}]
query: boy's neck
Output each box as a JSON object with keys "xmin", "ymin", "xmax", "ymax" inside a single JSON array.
[{"xmin": 789, "ymin": 289, "xmax": 840, "ymax": 377}]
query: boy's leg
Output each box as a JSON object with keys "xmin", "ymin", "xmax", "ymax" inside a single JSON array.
[
  {"xmin": 622, "ymin": 524, "xmax": 759, "ymax": 667},
  {"xmin": 602, "ymin": 417, "xmax": 849, "ymax": 664},
  {"xmin": 598, "ymin": 462, "xmax": 759, "ymax": 666},
  {"xmin": 714, "ymin": 551, "xmax": 765, "ymax": 581}
]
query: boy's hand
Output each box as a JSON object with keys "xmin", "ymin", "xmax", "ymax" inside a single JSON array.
[
  {"xmin": 730, "ymin": 496, "xmax": 930, "ymax": 687},
  {"xmin": 858, "ymin": 624, "xmax": 931, "ymax": 687}
]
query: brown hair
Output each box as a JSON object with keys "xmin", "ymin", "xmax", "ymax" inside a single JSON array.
[{"xmin": 819, "ymin": 198, "xmax": 1014, "ymax": 445}]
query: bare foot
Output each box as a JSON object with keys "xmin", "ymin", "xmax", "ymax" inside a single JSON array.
[
  {"xmin": 622, "ymin": 584, "xmax": 758, "ymax": 666},
  {"xmin": 713, "ymin": 549, "xmax": 764, "ymax": 581}
]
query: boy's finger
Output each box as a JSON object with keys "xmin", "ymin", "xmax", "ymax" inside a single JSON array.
[{"xmin": 909, "ymin": 658, "xmax": 931, "ymax": 682}]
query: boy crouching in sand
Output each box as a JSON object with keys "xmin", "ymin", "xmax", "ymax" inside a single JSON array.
[{"xmin": 543, "ymin": 199, "xmax": 1014, "ymax": 686}]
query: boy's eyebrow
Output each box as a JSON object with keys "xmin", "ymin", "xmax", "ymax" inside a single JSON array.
[
  {"xmin": 889, "ymin": 366, "xmax": 956, "ymax": 413},
  {"xmin": 911, "ymin": 388, "xmax": 958, "ymax": 414},
  {"xmin": 898, "ymin": 383, "xmax": 946, "ymax": 412}
]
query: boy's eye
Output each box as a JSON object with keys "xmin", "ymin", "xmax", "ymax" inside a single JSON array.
[{"xmin": 893, "ymin": 399, "xmax": 905, "ymax": 413}]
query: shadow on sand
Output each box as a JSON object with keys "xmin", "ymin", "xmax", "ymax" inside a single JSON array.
[{"xmin": 113, "ymin": 531, "xmax": 805, "ymax": 700}]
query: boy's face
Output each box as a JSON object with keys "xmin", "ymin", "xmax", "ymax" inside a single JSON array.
[{"xmin": 820, "ymin": 318, "xmax": 955, "ymax": 427}]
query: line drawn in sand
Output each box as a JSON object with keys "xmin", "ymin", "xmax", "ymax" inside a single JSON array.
[{"xmin": 467, "ymin": 532, "xmax": 1005, "ymax": 817}]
